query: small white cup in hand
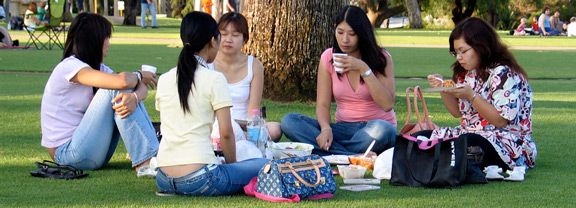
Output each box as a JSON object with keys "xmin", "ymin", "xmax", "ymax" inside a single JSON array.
[
  {"xmin": 332, "ymin": 53, "xmax": 347, "ymax": 73},
  {"xmin": 141, "ymin": 64, "xmax": 157, "ymax": 74}
]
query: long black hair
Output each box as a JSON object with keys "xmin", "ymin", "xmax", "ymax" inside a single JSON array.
[
  {"xmin": 63, "ymin": 13, "xmax": 112, "ymax": 71},
  {"xmin": 449, "ymin": 17, "xmax": 526, "ymax": 81},
  {"xmin": 332, "ymin": 5, "xmax": 387, "ymax": 77},
  {"xmin": 177, "ymin": 12, "xmax": 220, "ymax": 114}
]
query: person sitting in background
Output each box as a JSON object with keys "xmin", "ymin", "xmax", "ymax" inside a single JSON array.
[
  {"xmin": 538, "ymin": 7, "xmax": 559, "ymax": 36},
  {"xmin": 513, "ymin": 17, "xmax": 527, "ymax": 36},
  {"xmin": 568, "ymin": 17, "xmax": 576, "ymax": 37},
  {"xmin": 155, "ymin": 11, "xmax": 268, "ymax": 196},
  {"xmin": 424, "ymin": 17, "xmax": 536, "ymax": 182},
  {"xmin": 24, "ymin": 2, "xmax": 47, "ymax": 28},
  {"xmin": 551, "ymin": 10, "xmax": 565, "ymax": 35},
  {"xmin": 530, "ymin": 16, "xmax": 540, "ymax": 35},
  {"xmin": 37, "ymin": 0, "xmax": 48, "ymax": 22},
  {"xmin": 0, "ymin": 26, "xmax": 15, "ymax": 47}
]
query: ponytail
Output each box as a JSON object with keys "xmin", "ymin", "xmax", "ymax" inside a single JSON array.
[
  {"xmin": 176, "ymin": 12, "xmax": 219, "ymax": 114},
  {"xmin": 177, "ymin": 44, "xmax": 198, "ymax": 114}
]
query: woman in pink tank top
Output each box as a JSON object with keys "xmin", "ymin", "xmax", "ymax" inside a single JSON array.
[{"xmin": 281, "ymin": 6, "xmax": 397, "ymax": 156}]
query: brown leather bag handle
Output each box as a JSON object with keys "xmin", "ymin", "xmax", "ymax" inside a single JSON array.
[
  {"xmin": 412, "ymin": 86, "xmax": 435, "ymax": 130},
  {"xmin": 403, "ymin": 87, "xmax": 414, "ymax": 128},
  {"xmin": 287, "ymin": 159, "xmax": 322, "ymax": 188}
]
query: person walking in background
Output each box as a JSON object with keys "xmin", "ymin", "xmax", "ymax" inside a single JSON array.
[
  {"xmin": 281, "ymin": 6, "xmax": 397, "ymax": 156},
  {"xmin": 424, "ymin": 17, "xmax": 536, "ymax": 182},
  {"xmin": 155, "ymin": 11, "xmax": 268, "ymax": 196},
  {"xmin": 40, "ymin": 13, "xmax": 159, "ymax": 176},
  {"xmin": 141, "ymin": 0, "xmax": 157, "ymax": 29}
]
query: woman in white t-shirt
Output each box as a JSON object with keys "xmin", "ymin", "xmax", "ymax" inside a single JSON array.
[
  {"xmin": 40, "ymin": 13, "xmax": 159, "ymax": 177},
  {"xmin": 155, "ymin": 11, "xmax": 268, "ymax": 196}
]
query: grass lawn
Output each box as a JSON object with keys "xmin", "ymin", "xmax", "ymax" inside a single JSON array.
[{"xmin": 1, "ymin": 23, "xmax": 575, "ymax": 207}]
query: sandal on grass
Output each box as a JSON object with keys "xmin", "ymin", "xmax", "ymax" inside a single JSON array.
[{"xmin": 30, "ymin": 160, "xmax": 89, "ymax": 180}]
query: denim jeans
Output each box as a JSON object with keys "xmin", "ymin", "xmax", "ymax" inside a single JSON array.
[
  {"xmin": 140, "ymin": 2, "xmax": 157, "ymax": 27},
  {"xmin": 156, "ymin": 158, "xmax": 269, "ymax": 196},
  {"xmin": 280, "ymin": 113, "xmax": 396, "ymax": 156},
  {"xmin": 55, "ymin": 89, "xmax": 159, "ymax": 170}
]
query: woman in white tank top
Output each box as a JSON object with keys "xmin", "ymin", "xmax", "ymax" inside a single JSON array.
[{"xmin": 209, "ymin": 13, "xmax": 282, "ymax": 160}]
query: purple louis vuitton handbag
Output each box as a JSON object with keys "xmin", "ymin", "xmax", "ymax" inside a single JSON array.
[{"xmin": 254, "ymin": 155, "xmax": 336, "ymax": 202}]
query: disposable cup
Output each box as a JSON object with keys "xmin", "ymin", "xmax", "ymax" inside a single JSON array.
[
  {"xmin": 332, "ymin": 53, "xmax": 347, "ymax": 73},
  {"xmin": 141, "ymin": 65, "xmax": 157, "ymax": 74}
]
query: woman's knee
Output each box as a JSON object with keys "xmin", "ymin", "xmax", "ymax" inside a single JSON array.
[
  {"xmin": 366, "ymin": 120, "xmax": 396, "ymax": 140},
  {"xmin": 266, "ymin": 122, "xmax": 282, "ymax": 142}
]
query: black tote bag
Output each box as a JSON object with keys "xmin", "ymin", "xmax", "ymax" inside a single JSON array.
[{"xmin": 390, "ymin": 134, "xmax": 467, "ymax": 188}]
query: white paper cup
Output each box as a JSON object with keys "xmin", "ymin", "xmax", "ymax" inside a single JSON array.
[
  {"xmin": 141, "ymin": 65, "xmax": 157, "ymax": 74},
  {"xmin": 332, "ymin": 53, "xmax": 347, "ymax": 73}
]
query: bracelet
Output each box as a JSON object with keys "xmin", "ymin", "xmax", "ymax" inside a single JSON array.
[
  {"xmin": 361, "ymin": 68, "xmax": 373, "ymax": 77},
  {"xmin": 469, "ymin": 93, "xmax": 477, "ymax": 103},
  {"xmin": 321, "ymin": 128, "xmax": 332, "ymax": 132},
  {"xmin": 133, "ymin": 92, "xmax": 139, "ymax": 102}
]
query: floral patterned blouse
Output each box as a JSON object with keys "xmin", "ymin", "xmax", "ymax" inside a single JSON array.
[{"xmin": 430, "ymin": 65, "xmax": 537, "ymax": 169}]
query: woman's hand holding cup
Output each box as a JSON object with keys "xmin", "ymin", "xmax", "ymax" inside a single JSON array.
[{"xmin": 141, "ymin": 65, "xmax": 158, "ymax": 89}]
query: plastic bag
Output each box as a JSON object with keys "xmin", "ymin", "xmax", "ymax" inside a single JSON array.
[{"xmin": 372, "ymin": 147, "xmax": 394, "ymax": 180}]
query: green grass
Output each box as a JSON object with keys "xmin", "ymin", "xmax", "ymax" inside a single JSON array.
[
  {"xmin": 1, "ymin": 25, "xmax": 576, "ymax": 207},
  {"xmin": 1, "ymin": 73, "xmax": 574, "ymax": 207}
]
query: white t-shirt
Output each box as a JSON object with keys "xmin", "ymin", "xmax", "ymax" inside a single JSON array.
[
  {"xmin": 155, "ymin": 66, "xmax": 232, "ymax": 167},
  {"xmin": 568, "ymin": 22, "xmax": 576, "ymax": 37},
  {"xmin": 41, "ymin": 56, "xmax": 114, "ymax": 148}
]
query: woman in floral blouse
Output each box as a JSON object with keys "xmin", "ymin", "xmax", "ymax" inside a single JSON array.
[{"xmin": 426, "ymin": 17, "xmax": 536, "ymax": 182}]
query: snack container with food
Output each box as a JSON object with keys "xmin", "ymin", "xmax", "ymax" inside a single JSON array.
[
  {"xmin": 268, "ymin": 142, "xmax": 314, "ymax": 159},
  {"xmin": 349, "ymin": 155, "xmax": 377, "ymax": 170},
  {"xmin": 337, "ymin": 165, "xmax": 367, "ymax": 179}
]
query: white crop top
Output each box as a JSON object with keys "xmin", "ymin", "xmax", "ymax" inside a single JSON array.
[{"xmin": 209, "ymin": 55, "xmax": 254, "ymax": 120}]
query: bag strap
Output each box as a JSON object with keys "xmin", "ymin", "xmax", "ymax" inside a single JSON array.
[
  {"xmin": 403, "ymin": 87, "xmax": 414, "ymax": 128},
  {"xmin": 412, "ymin": 86, "xmax": 435, "ymax": 130},
  {"xmin": 286, "ymin": 159, "xmax": 322, "ymax": 188},
  {"xmin": 405, "ymin": 141, "xmax": 442, "ymax": 185}
]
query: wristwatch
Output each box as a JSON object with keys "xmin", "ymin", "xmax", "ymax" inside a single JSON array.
[
  {"xmin": 361, "ymin": 68, "xmax": 373, "ymax": 77},
  {"xmin": 133, "ymin": 71, "xmax": 142, "ymax": 81}
]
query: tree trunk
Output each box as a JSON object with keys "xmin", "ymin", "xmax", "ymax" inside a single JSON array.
[
  {"xmin": 243, "ymin": 0, "xmax": 348, "ymax": 101},
  {"xmin": 451, "ymin": 0, "xmax": 476, "ymax": 26},
  {"xmin": 123, "ymin": 0, "xmax": 138, "ymax": 25},
  {"xmin": 359, "ymin": 0, "xmax": 404, "ymax": 27},
  {"xmin": 404, "ymin": 0, "xmax": 422, "ymax": 28},
  {"xmin": 164, "ymin": 0, "xmax": 172, "ymax": 18}
]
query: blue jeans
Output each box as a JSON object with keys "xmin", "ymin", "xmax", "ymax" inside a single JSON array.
[
  {"xmin": 280, "ymin": 113, "xmax": 396, "ymax": 156},
  {"xmin": 55, "ymin": 89, "xmax": 159, "ymax": 170},
  {"xmin": 156, "ymin": 158, "xmax": 269, "ymax": 196},
  {"xmin": 140, "ymin": 2, "xmax": 157, "ymax": 27}
]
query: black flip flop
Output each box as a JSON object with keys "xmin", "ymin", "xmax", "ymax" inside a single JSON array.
[{"xmin": 30, "ymin": 160, "xmax": 88, "ymax": 180}]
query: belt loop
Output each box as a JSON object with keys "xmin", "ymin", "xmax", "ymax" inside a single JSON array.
[{"xmin": 169, "ymin": 177, "xmax": 176, "ymax": 192}]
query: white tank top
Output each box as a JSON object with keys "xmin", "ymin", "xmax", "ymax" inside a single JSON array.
[{"xmin": 209, "ymin": 55, "xmax": 254, "ymax": 120}]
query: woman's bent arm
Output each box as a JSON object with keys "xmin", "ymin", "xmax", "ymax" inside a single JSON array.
[{"xmin": 216, "ymin": 107, "xmax": 237, "ymax": 163}]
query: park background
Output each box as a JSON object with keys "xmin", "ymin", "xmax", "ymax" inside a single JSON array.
[{"xmin": 1, "ymin": 0, "xmax": 576, "ymax": 207}]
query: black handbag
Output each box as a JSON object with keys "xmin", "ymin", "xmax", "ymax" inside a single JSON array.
[{"xmin": 390, "ymin": 134, "xmax": 467, "ymax": 188}]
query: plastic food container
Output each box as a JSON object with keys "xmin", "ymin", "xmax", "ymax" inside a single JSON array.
[
  {"xmin": 337, "ymin": 165, "xmax": 367, "ymax": 179},
  {"xmin": 269, "ymin": 142, "xmax": 314, "ymax": 159},
  {"xmin": 348, "ymin": 155, "xmax": 377, "ymax": 170}
]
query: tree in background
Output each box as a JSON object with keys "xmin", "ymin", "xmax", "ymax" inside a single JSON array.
[
  {"xmin": 123, "ymin": 0, "xmax": 138, "ymax": 25},
  {"xmin": 404, "ymin": 0, "xmax": 423, "ymax": 28},
  {"xmin": 451, "ymin": 0, "xmax": 476, "ymax": 25},
  {"xmin": 356, "ymin": 0, "xmax": 405, "ymax": 27},
  {"xmin": 243, "ymin": 0, "xmax": 348, "ymax": 101}
]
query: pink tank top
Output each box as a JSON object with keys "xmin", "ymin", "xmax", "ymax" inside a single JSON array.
[{"xmin": 320, "ymin": 48, "xmax": 397, "ymax": 127}]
